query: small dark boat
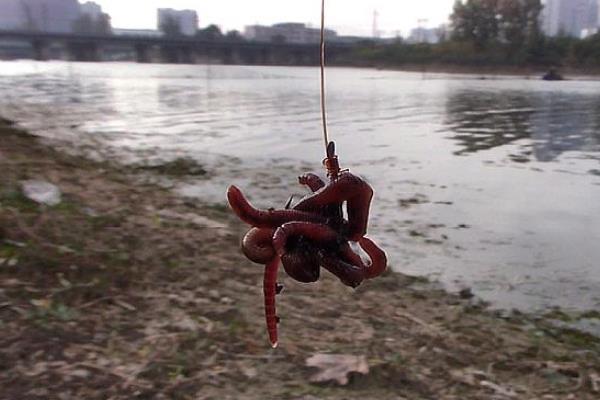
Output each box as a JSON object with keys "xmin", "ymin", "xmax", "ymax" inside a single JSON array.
[{"xmin": 542, "ymin": 68, "xmax": 564, "ymax": 81}]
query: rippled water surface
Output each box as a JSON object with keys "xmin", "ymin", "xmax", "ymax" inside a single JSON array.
[{"xmin": 1, "ymin": 61, "xmax": 599, "ymax": 312}]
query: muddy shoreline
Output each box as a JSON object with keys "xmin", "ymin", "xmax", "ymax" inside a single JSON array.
[
  {"xmin": 348, "ymin": 63, "xmax": 600, "ymax": 80},
  {"xmin": 1, "ymin": 118, "xmax": 599, "ymax": 399}
]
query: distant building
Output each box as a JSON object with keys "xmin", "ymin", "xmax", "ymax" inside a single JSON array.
[
  {"xmin": 333, "ymin": 35, "xmax": 378, "ymax": 44},
  {"xmin": 19, "ymin": 0, "xmax": 81, "ymax": 33},
  {"xmin": 75, "ymin": 1, "xmax": 111, "ymax": 34},
  {"xmin": 407, "ymin": 26, "xmax": 445, "ymax": 44},
  {"xmin": 0, "ymin": 0, "xmax": 25, "ymax": 30},
  {"xmin": 244, "ymin": 25, "xmax": 275, "ymax": 42},
  {"xmin": 542, "ymin": 0, "xmax": 599, "ymax": 37},
  {"xmin": 79, "ymin": 1, "xmax": 102, "ymax": 19},
  {"xmin": 0, "ymin": 0, "xmax": 109, "ymax": 34},
  {"xmin": 113, "ymin": 28, "xmax": 163, "ymax": 38},
  {"xmin": 157, "ymin": 8, "xmax": 198, "ymax": 36},
  {"xmin": 244, "ymin": 23, "xmax": 337, "ymax": 44},
  {"xmin": 585, "ymin": 0, "xmax": 600, "ymax": 37}
]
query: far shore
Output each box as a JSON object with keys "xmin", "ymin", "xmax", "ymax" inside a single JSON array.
[
  {"xmin": 349, "ymin": 62, "xmax": 600, "ymax": 79},
  {"xmin": 4, "ymin": 57, "xmax": 600, "ymax": 80}
]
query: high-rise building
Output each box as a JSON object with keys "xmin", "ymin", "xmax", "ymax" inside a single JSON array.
[
  {"xmin": 0, "ymin": 0, "xmax": 81, "ymax": 33},
  {"xmin": 79, "ymin": 1, "xmax": 103, "ymax": 20},
  {"xmin": 21, "ymin": 0, "xmax": 81, "ymax": 33},
  {"xmin": 0, "ymin": 0, "xmax": 25, "ymax": 30},
  {"xmin": 407, "ymin": 27, "xmax": 444, "ymax": 44},
  {"xmin": 542, "ymin": 0, "xmax": 599, "ymax": 37},
  {"xmin": 75, "ymin": 1, "xmax": 111, "ymax": 34},
  {"xmin": 157, "ymin": 8, "xmax": 198, "ymax": 36},
  {"xmin": 244, "ymin": 23, "xmax": 337, "ymax": 44},
  {"xmin": 590, "ymin": 0, "xmax": 600, "ymax": 36}
]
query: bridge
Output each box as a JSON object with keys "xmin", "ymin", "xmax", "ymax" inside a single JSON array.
[{"xmin": 0, "ymin": 30, "xmax": 356, "ymax": 65}]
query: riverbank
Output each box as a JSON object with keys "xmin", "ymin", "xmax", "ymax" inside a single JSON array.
[
  {"xmin": 356, "ymin": 63, "xmax": 600, "ymax": 79},
  {"xmin": 1, "ymin": 118, "xmax": 599, "ymax": 399},
  {"xmin": 5, "ymin": 57, "xmax": 600, "ymax": 80}
]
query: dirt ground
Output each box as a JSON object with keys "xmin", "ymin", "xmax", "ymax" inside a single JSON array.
[{"xmin": 1, "ymin": 119, "xmax": 599, "ymax": 400}]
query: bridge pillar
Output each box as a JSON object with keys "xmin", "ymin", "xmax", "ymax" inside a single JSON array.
[
  {"xmin": 270, "ymin": 48, "xmax": 292, "ymax": 65},
  {"xmin": 223, "ymin": 48, "xmax": 242, "ymax": 65},
  {"xmin": 159, "ymin": 46, "xmax": 180, "ymax": 64},
  {"xmin": 159, "ymin": 46, "xmax": 196, "ymax": 64},
  {"xmin": 327, "ymin": 47, "xmax": 346, "ymax": 65},
  {"xmin": 221, "ymin": 48, "xmax": 232, "ymax": 64},
  {"xmin": 198, "ymin": 48, "xmax": 222, "ymax": 65},
  {"xmin": 236, "ymin": 48, "xmax": 253, "ymax": 65},
  {"xmin": 260, "ymin": 47, "xmax": 275, "ymax": 65},
  {"xmin": 31, "ymin": 39, "xmax": 49, "ymax": 61},
  {"xmin": 134, "ymin": 44, "xmax": 152, "ymax": 63},
  {"xmin": 292, "ymin": 50, "xmax": 314, "ymax": 66},
  {"xmin": 66, "ymin": 42, "xmax": 102, "ymax": 62},
  {"xmin": 179, "ymin": 47, "xmax": 194, "ymax": 64}
]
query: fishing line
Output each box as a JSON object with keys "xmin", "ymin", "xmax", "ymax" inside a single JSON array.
[{"xmin": 320, "ymin": 0, "xmax": 329, "ymax": 155}]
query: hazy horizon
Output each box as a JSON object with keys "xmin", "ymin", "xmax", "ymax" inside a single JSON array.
[{"xmin": 93, "ymin": 0, "xmax": 455, "ymax": 37}]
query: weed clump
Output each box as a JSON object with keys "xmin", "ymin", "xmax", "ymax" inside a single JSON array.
[{"xmin": 135, "ymin": 157, "xmax": 208, "ymax": 177}]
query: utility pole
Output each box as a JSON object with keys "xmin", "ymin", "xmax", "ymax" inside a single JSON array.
[
  {"xmin": 372, "ymin": 9, "xmax": 379, "ymax": 39},
  {"xmin": 417, "ymin": 18, "xmax": 428, "ymax": 42}
]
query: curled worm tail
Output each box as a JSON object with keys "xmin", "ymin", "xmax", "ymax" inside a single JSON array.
[
  {"xmin": 263, "ymin": 257, "xmax": 280, "ymax": 348},
  {"xmin": 359, "ymin": 237, "xmax": 388, "ymax": 279}
]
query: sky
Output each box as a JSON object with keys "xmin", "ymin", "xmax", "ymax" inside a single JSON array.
[{"xmin": 93, "ymin": 0, "xmax": 456, "ymax": 37}]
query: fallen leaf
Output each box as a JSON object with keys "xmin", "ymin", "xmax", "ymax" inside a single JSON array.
[{"xmin": 305, "ymin": 354, "xmax": 369, "ymax": 385}]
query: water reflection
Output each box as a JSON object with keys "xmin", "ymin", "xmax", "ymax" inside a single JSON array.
[
  {"xmin": 446, "ymin": 90, "xmax": 600, "ymax": 162},
  {"xmin": 0, "ymin": 71, "xmax": 114, "ymax": 138},
  {"xmin": 157, "ymin": 81, "xmax": 204, "ymax": 110},
  {"xmin": 445, "ymin": 90, "xmax": 533, "ymax": 156},
  {"xmin": 530, "ymin": 93, "xmax": 600, "ymax": 162}
]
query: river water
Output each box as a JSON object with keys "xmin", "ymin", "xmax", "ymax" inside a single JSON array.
[{"xmin": 1, "ymin": 60, "xmax": 599, "ymax": 313}]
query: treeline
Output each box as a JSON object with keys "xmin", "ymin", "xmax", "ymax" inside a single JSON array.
[
  {"xmin": 353, "ymin": 0, "xmax": 600, "ymax": 70},
  {"xmin": 159, "ymin": 17, "xmax": 245, "ymax": 42}
]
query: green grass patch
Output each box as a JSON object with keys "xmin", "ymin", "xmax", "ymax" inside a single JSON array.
[
  {"xmin": 134, "ymin": 157, "xmax": 208, "ymax": 177},
  {"xmin": 580, "ymin": 310, "xmax": 600, "ymax": 320},
  {"xmin": 0, "ymin": 188, "xmax": 39, "ymax": 212},
  {"xmin": 544, "ymin": 308, "xmax": 574, "ymax": 322},
  {"xmin": 28, "ymin": 300, "xmax": 79, "ymax": 326}
]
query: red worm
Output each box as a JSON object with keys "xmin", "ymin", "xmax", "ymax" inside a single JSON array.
[
  {"xmin": 359, "ymin": 237, "xmax": 388, "ymax": 279},
  {"xmin": 272, "ymin": 221, "xmax": 338, "ymax": 258},
  {"xmin": 293, "ymin": 174, "xmax": 373, "ymax": 241},
  {"xmin": 339, "ymin": 242, "xmax": 367, "ymax": 270},
  {"xmin": 263, "ymin": 257, "xmax": 280, "ymax": 348},
  {"xmin": 227, "ymin": 185, "xmax": 326, "ymax": 228},
  {"xmin": 242, "ymin": 227, "xmax": 275, "ymax": 264},
  {"xmin": 298, "ymin": 173, "xmax": 326, "ymax": 192}
]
